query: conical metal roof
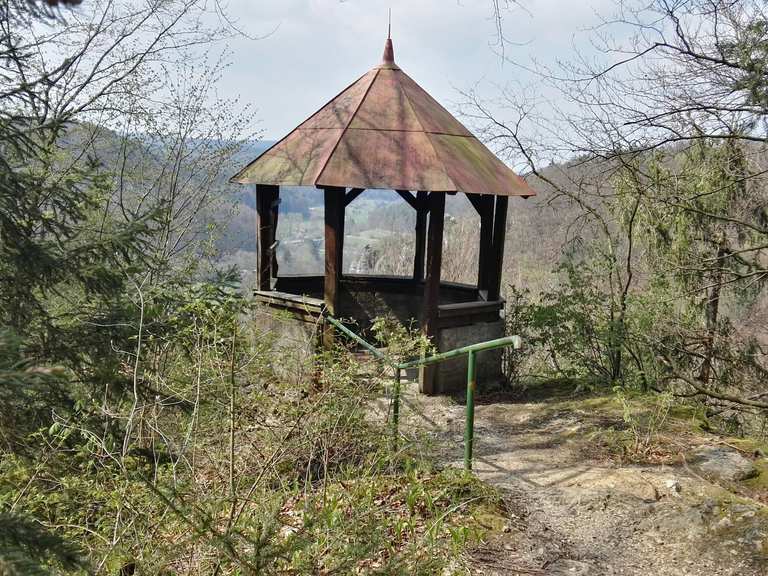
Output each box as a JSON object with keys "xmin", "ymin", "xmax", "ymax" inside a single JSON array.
[{"xmin": 232, "ymin": 38, "xmax": 534, "ymax": 197}]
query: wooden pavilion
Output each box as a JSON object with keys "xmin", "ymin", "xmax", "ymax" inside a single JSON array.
[{"xmin": 232, "ymin": 35, "xmax": 534, "ymax": 394}]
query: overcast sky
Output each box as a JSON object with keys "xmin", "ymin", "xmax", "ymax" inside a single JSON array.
[{"xmin": 214, "ymin": 0, "xmax": 617, "ymax": 140}]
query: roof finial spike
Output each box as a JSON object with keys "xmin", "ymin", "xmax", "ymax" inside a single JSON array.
[{"xmin": 382, "ymin": 9, "xmax": 395, "ymax": 64}]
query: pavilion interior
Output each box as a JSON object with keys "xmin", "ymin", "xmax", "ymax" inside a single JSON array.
[{"xmin": 252, "ymin": 185, "xmax": 509, "ymax": 336}]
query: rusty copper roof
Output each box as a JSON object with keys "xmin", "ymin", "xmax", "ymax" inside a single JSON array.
[{"xmin": 231, "ymin": 38, "xmax": 535, "ymax": 197}]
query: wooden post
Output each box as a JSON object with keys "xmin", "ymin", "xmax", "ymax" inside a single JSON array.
[
  {"xmin": 323, "ymin": 187, "xmax": 345, "ymax": 332},
  {"xmin": 255, "ymin": 184, "xmax": 279, "ymax": 291},
  {"xmin": 270, "ymin": 188, "xmax": 280, "ymax": 280},
  {"xmin": 413, "ymin": 191, "xmax": 428, "ymax": 281},
  {"xmin": 488, "ymin": 195, "xmax": 508, "ymax": 301},
  {"xmin": 420, "ymin": 192, "xmax": 445, "ymax": 394},
  {"xmin": 476, "ymin": 194, "xmax": 494, "ymax": 295},
  {"xmin": 338, "ymin": 190, "xmax": 347, "ymax": 277}
]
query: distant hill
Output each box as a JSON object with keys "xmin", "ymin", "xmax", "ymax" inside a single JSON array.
[{"xmin": 66, "ymin": 123, "xmax": 584, "ymax": 288}]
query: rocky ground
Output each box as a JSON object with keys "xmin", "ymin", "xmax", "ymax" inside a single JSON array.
[{"xmin": 381, "ymin": 380, "xmax": 768, "ymax": 575}]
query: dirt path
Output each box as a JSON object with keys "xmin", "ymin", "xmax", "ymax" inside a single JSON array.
[{"xmin": 391, "ymin": 384, "xmax": 768, "ymax": 575}]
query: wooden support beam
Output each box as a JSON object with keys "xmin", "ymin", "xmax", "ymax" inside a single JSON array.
[
  {"xmin": 344, "ymin": 187, "xmax": 365, "ymax": 207},
  {"xmin": 422, "ymin": 191, "xmax": 445, "ymax": 336},
  {"xmin": 255, "ymin": 185, "xmax": 269, "ymax": 291},
  {"xmin": 323, "ymin": 187, "xmax": 345, "ymax": 318},
  {"xmin": 488, "ymin": 195, "xmax": 508, "ymax": 301},
  {"xmin": 413, "ymin": 191, "xmax": 428, "ymax": 281},
  {"xmin": 476, "ymin": 194, "xmax": 494, "ymax": 293},
  {"xmin": 255, "ymin": 184, "xmax": 279, "ymax": 291},
  {"xmin": 270, "ymin": 194, "xmax": 280, "ymax": 280},
  {"xmin": 337, "ymin": 190, "xmax": 349, "ymax": 277},
  {"xmin": 465, "ymin": 193, "xmax": 485, "ymax": 216},
  {"xmin": 396, "ymin": 189, "xmax": 420, "ymax": 210},
  {"xmin": 420, "ymin": 192, "xmax": 445, "ymax": 395}
]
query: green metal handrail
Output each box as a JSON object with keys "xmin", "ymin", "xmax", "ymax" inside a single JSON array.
[
  {"xmin": 325, "ymin": 315, "xmax": 388, "ymax": 362},
  {"xmin": 325, "ymin": 315, "xmax": 521, "ymax": 470}
]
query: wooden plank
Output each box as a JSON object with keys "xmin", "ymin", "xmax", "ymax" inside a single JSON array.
[
  {"xmin": 344, "ymin": 188, "xmax": 365, "ymax": 206},
  {"xmin": 438, "ymin": 312, "xmax": 501, "ymax": 329},
  {"xmin": 438, "ymin": 300, "xmax": 503, "ymax": 329},
  {"xmin": 255, "ymin": 184, "xmax": 279, "ymax": 291},
  {"xmin": 488, "ymin": 195, "xmax": 508, "ymax": 301},
  {"xmin": 437, "ymin": 300, "xmax": 504, "ymax": 316},
  {"xmin": 413, "ymin": 191, "xmax": 428, "ymax": 281},
  {"xmin": 420, "ymin": 191, "xmax": 445, "ymax": 395},
  {"xmin": 323, "ymin": 187, "xmax": 345, "ymax": 318},
  {"xmin": 477, "ymin": 194, "xmax": 494, "ymax": 291}
]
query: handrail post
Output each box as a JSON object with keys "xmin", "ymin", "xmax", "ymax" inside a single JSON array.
[
  {"xmin": 325, "ymin": 314, "xmax": 522, "ymax": 470},
  {"xmin": 464, "ymin": 350, "xmax": 477, "ymax": 470},
  {"xmin": 392, "ymin": 367, "xmax": 401, "ymax": 449}
]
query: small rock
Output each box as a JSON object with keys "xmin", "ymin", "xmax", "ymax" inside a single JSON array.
[
  {"xmin": 714, "ymin": 516, "xmax": 733, "ymax": 529},
  {"xmin": 689, "ymin": 446, "xmax": 758, "ymax": 482},
  {"xmin": 699, "ymin": 498, "xmax": 717, "ymax": 514},
  {"xmin": 665, "ymin": 478, "xmax": 682, "ymax": 496}
]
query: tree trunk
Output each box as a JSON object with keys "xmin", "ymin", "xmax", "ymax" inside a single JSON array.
[{"xmin": 698, "ymin": 241, "xmax": 727, "ymax": 385}]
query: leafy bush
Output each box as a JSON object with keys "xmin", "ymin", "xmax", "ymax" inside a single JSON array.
[{"xmin": 1, "ymin": 294, "xmax": 502, "ymax": 574}]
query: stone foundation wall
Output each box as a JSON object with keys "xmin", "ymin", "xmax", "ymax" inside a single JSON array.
[
  {"xmin": 274, "ymin": 275, "xmax": 478, "ymax": 336},
  {"xmin": 254, "ymin": 277, "xmax": 505, "ymax": 396},
  {"xmin": 251, "ymin": 305, "xmax": 320, "ymax": 387},
  {"xmin": 338, "ymin": 288, "xmax": 421, "ymax": 334},
  {"xmin": 435, "ymin": 320, "xmax": 506, "ymax": 394}
]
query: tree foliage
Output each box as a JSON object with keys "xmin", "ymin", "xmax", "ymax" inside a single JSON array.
[{"xmin": 465, "ymin": 0, "xmax": 768, "ymax": 418}]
